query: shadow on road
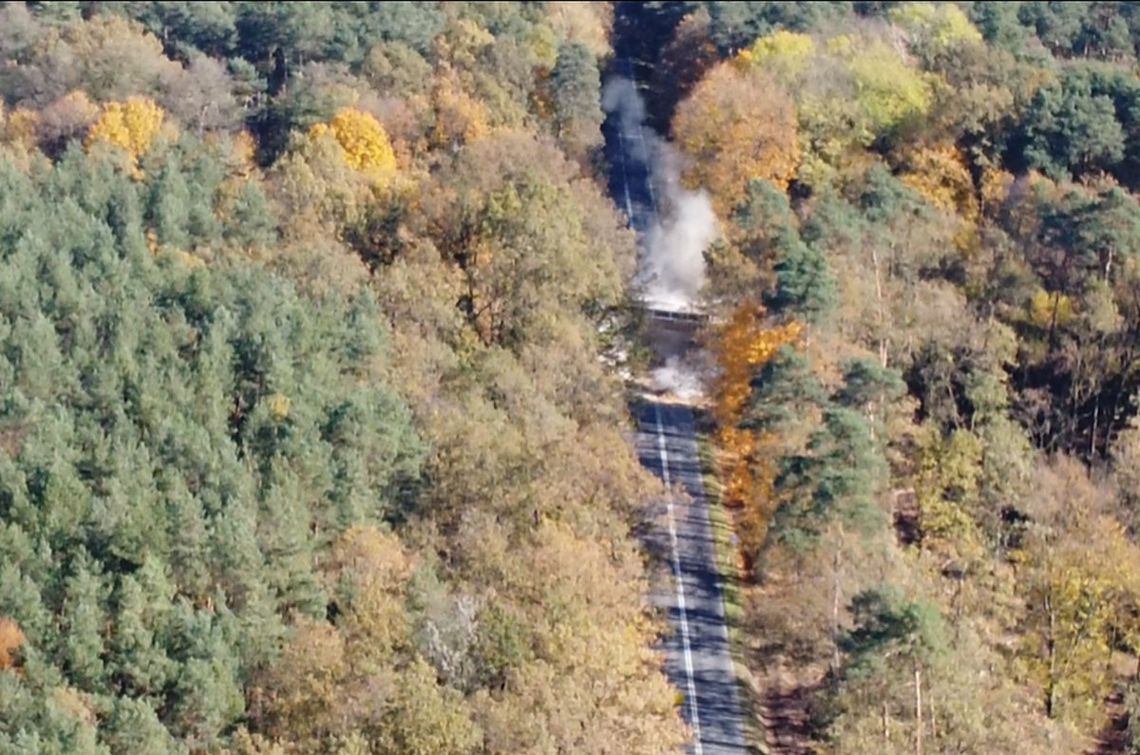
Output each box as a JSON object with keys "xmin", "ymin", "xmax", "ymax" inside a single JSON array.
[{"xmin": 629, "ymin": 395, "xmax": 750, "ymax": 754}]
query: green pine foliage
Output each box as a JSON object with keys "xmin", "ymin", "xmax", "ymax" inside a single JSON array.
[
  {"xmin": 0, "ymin": 4, "xmax": 687, "ymax": 753},
  {"xmin": 0, "ymin": 146, "xmax": 424, "ymax": 749}
]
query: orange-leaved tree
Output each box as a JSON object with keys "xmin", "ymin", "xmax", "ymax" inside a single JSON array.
[
  {"xmin": 899, "ymin": 143, "xmax": 979, "ymax": 222},
  {"xmin": 0, "ymin": 617, "xmax": 25, "ymax": 671},
  {"xmin": 673, "ymin": 62, "xmax": 801, "ymax": 216},
  {"xmin": 430, "ymin": 70, "xmax": 491, "ymax": 151},
  {"xmin": 711, "ymin": 303, "xmax": 802, "ymax": 557},
  {"xmin": 899, "ymin": 143, "xmax": 980, "ymax": 250}
]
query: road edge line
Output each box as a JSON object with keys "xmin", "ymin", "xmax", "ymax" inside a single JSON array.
[{"xmin": 655, "ymin": 403, "xmax": 704, "ymax": 755}]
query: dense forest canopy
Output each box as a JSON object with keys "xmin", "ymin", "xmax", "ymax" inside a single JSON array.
[
  {"xmin": 623, "ymin": 1, "xmax": 1140, "ymax": 752},
  {"xmin": 12, "ymin": 1, "xmax": 1140, "ymax": 753},
  {"xmin": 0, "ymin": 2, "xmax": 686, "ymax": 753}
]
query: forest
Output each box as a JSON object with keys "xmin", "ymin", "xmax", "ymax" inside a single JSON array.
[
  {"xmin": 8, "ymin": 1, "xmax": 1140, "ymax": 754},
  {"xmin": 0, "ymin": 2, "xmax": 688, "ymax": 753},
  {"xmin": 632, "ymin": 1, "xmax": 1140, "ymax": 752}
]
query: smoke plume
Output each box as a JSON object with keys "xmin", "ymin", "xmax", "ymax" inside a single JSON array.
[{"xmin": 602, "ymin": 76, "xmax": 718, "ymax": 312}]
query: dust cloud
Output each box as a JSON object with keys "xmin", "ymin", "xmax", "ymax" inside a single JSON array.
[
  {"xmin": 650, "ymin": 355, "xmax": 707, "ymax": 401},
  {"xmin": 602, "ymin": 76, "xmax": 718, "ymax": 313}
]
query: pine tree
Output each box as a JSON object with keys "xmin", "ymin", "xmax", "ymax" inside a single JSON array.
[
  {"xmin": 59, "ymin": 557, "xmax": 109, "ymax": 691},
  {"xmin": 166, "ymin": 478, "xmax": 210, "ymax": 601},
  {"xmin": 257, "ymin": 470, "xmax": 326, "ymax": 619},
  {"xmin": 108, "ymin": 574, "xmax": 173, "ymax": 698},
  {"xmin": 550, "ymin": 41, "xmax": 603, "ymax": 161},
  {"xmin": 768, "ymin": 227, "xmax": 837, "ymax": 324},
  {"xmin": 102, "ymin": 696, "xmax": 181, "ymax": 754}
]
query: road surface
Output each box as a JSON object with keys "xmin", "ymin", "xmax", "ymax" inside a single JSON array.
[
  {"xmin": 634, "ymin": 400, "xmax": 747, "ymax": 754},
  {"xmin": 605, "ymin": 55, "xmax": 747, "ymax": 753},
  {"xmin": 603, "ymin": 58, "xmax": 658, "ymax": 236}
]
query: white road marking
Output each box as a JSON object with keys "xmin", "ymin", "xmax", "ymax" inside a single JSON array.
[
  {"xmin": 625, "ymin": 58, "xmax": 659, "ymax": 217},
  {"xmin": 655, "ymin": 403, "xmax": 704, "ymax": 755},
  {"xmin": 614, "ymin": 124, "xmax": 636, "ymax": 225}
]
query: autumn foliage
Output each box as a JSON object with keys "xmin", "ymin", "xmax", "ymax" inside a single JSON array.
[
  {"xmin": 899, "ymin": 143, "xmax": 979, "ymax": 222},
  {"xmin": 4, "ymin": 108, "xmax": 40, "ymax": 147},
  {"xmin": 430, "ymin": 71, "xmax": 491, "ymax": 150},
  {"xmin": 38, "ymin": 91, "xmax": 100, "ymax": 153},
  {"xmin": 85, "ymin": 96, "xmax": 165, "ymax": 163},
  {"xmin": 646, "ymin": 1, "xmax": 1140, "ymax": 749},
  {"xmin": 0, "ymin": 617, "xmax": 25, "ymax": 671},
  {"xmin": 736, "ymin": 29, "xmax": 815, "ymax": 80},
  {"xmin": 673, "ymin": 62, "xmax": 801, "ymax": 215},
  {"xmin": 0, "ymin": 6, "xmax": 689, "ymax": 752},
  {"xmin": 711, "ymin": 303, "xmax": 802, "ymax": 553},
  {"xmin": 309, "ymin": 107, "xmax": 397, "ymax": 180}
]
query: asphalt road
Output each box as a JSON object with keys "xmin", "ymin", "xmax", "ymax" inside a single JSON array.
[
  {"xmin": 602, "ymin": 59, "xmax": 657, "ymax": 235},
  {"xmin": 605, "ymin": 57, "xmax": 747, "ymax": 753},
  {"xmin": 634, "ymin": 401, "xmax": 747, "ymax": 754}
]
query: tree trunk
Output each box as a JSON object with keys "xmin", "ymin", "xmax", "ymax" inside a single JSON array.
[
  {"xmin": 1046, "ymin": 595, "xmax": 1057, "ymax": 719},
  {"xmin": 1048, "ymin": 291, "xmax": 1061, "ymax": 349},
  {"xmin": 871, "ymin": 247, "xmax": 888, "ymax": 368},
  {"xmin": 832, "ymin": 547, "xmax": 842, "ymax": 672},
  {"xmin": 1091, "ymin": 396, "xmax": 1100, "ymax": 458},
  {"xmin": 915, "ymin": 666, "xmax": 923, "ymax": 755},
  {"xmin": 883, "ymin": 702, "xmax": 890, "ymax": 743}
]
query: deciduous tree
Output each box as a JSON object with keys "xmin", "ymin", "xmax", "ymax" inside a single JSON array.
[
  {"xmin": 86, "ymin": 96, "xmax": 167, "ymax": 167},
  {"xmin": 673, "ymin": 61, "xmax": 800, "ymax": 215},
  {"xmin": 309, "ymin": 107, "xmax": 398, "ymax": 180}
]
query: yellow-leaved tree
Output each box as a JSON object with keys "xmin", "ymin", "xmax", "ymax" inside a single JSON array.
[
  {"xmin": 737, "ymin": 29, "xmax": 815, "ymax": 82},
  {"xmin": 843, "ymin": 40, "xmax": 934, "ymax": 136},
  {"xmin": 888, "ymin": 2, "xmax": 983, "ymax": 53},
  {"xmin": 3, "ymin": 108, "xmax": 40, "ymax": 149},
  {"xmin": 1018, "ymin": 458, "xmax": 1140, "ymax": 729},
  {"xmin": 309, "ymin": 107, "xmax": 398, "ymax": 182},
  {"xmin": 85, "ymin": 97, "xmax": 165, "ymax": 166},
  {"xmin": 430, "ymin": 70, "xmax": 491, "ymax": 151},
  {"xmin": 899, "ymin": 143, "xmax": 980, "ymax": 250},
  {"xmin": 544, "ymin": 1, "xmax": 612, "ymax": 58},
  {"xmin": 739, "ymin": 29, "xmax": 936, "ymax": 189}
]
